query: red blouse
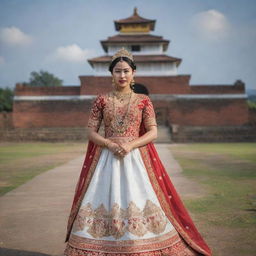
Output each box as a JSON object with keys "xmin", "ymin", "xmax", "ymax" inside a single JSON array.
[{"xmin": 87, "ymin": 92, "xmax": 157, "ymax": 141}]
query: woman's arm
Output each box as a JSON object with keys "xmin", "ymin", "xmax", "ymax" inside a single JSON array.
[
  {"xmin": 87, "ymin": 94, "xmax": 123, "ymax": 155},
  {"xmin": 88, "ymin": 129, "xmax": 123, "ymax": 155},
  {"xmin": 119, "ymin": 125, "xmax": 157, "ymax": 155},
  {"xmin": 87, "ymin": 129, "xmax": 111, "ymax": 147},
  {"xmin": 119, "ymin": 95, "xmax": 158, "ymax": 156},
  {"xmin": 130, "ymin": 125, "xmax": 157, "ymax": 148}
]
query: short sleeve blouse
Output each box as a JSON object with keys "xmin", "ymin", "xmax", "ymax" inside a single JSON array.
[
  {"xmin": 87, "ymin": 95, "xmax": 104, "ymax": 132},
  {"xmin": 142, "ymin": 96, "xmax": 157, "ymax": 131}
]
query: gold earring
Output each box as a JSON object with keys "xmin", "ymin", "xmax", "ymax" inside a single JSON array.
[
  {"xmin": 112, "ymin": 77, "xmax": 116, "ymax": 88},
  {"xmin": 130, "ymin": 78, "xmax": 135, "ymax": 90}
]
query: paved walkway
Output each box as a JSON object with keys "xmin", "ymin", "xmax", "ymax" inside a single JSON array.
[{"xmin": 0, "ymin": 144, "xmax": 204, "ymax": 256}]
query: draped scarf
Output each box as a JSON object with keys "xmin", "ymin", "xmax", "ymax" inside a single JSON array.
[{"xmin": 65, "ymin": 123, "xmax": 212, "ymax": 256}]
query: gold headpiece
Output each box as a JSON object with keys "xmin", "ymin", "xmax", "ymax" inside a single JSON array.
[{"xmin": 111, "ymin": 47, "xmax": 134, "ymax": 62}]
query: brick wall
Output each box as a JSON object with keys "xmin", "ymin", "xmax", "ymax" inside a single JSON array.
[
  {"xmin": 0, "ymin": 112, "xmax": 13, "ymax": 128},
  {"xmin": 79, "ymin": 76, "xmax": 246, "ymax": 95},
  {"xmin": 12, "ymin": 81, "xmax": 249, "ymax": 129},
  {"xmin": 249, "ymin": 108, "xmax": 256, "ymax": 126},
  {"xmin": 152, "ymin": 99, "xmax": 248, "ymax": 126},
  {"xmin": 12, "ymin": 98, "xmax": 249, "ymax": 128},
  {"xmin": 15, "ymin": 83, "xmax": 81, "ymax": 96},
  {"xmin": 13, "ymin": 100, "xmax": 93, "ymax": 128},
  {"xmin": 79, "ymin": 75, "xmax": 191, "ymax": 95},
  {"xmin": 190, "ymin": 80, "xmax": 245, "ymax": 94},
  {"xmin": 168, "ymin": 99, "xmax": 249, "ymax": 126}
]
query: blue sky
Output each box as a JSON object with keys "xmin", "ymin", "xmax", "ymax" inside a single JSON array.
[{"xmin": 0, "ymin": 0, "xmax": 256, "ymax": 91}]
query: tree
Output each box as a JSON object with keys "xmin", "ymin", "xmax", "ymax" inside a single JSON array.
[
  {"xmin": 26, "ymin": 70, "xmax": 63, "ymax": 87},
  {"xmin": 0, "ymin": 87, "xmax": 14, "ymax": 112}
]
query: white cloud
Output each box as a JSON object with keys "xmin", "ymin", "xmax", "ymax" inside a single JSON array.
[
  {"xmin": 52, "ymin": 44, "xmax": 94, "ymax": 63},
  {"xmin": 0, "ymin": 56, "xmax": 5, "ymax": 65},
  {"xmin": 192, "ymin": 9, "xmax": 230, "ymax": 41},
  {"xmin": 0, "ymin": 26, "xmax": 33, "ymax": 46}
]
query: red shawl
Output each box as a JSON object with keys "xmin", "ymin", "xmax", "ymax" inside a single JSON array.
[{"xmin": 65, "ymin": 123, "xmax": 212, "ymax": 256}]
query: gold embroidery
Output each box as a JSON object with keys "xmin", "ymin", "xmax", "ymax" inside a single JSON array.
[
  {"xmin": 143, "ymin": 200, "xmax": 167, "ymax": 234},
  {"xmin": 87, "ymin": 95, "xmax": 104, "ymax": 132},
  {"xmin": 87, "ymin": 204, "xmax": 110, "ymax": 238},
  {"xmin": 73, "ymin": 199, "xmax": 168, "ymax": 239},
  {"xmin": 109, "ymin": 203, "xmax": 127, "ymax": 238},
  {"xmin": 65, "ymin": 230, "xmax": 198, "ymax": 255},
  {"xmin": 127, "ymin": 201, "xmax": 148, "ymax": 237},
  {"xmin": 87, "ymin": 93, "xmax": 157, "ymax": 138}
]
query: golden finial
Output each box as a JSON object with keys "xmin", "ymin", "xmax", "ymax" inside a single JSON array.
[{"xmin": 111, "ymin": 47, "xmax": 134, "ymax": 62}]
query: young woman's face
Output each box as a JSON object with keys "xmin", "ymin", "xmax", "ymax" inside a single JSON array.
[{"xmin": 112, "ymin": 60, "xmax": 135, "ymax": 90}]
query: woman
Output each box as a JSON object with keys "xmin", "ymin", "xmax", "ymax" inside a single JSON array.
[{"xmin": 64, "ymin": 48, "xmax": 212, "ymax": 256}]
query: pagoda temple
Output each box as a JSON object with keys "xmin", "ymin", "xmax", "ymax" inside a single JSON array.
[
  {"xmin": 10, "ymin": 8, "xmax": 252, "ymax": 142},
  {"xmin": 88, "ymin": 7, "xmax": 180, "ymax": 77}
]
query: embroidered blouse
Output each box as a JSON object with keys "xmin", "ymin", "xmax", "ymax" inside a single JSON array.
[{"xmin": 87, "ymin": 92, "xmax": 157, "ymax": 141}]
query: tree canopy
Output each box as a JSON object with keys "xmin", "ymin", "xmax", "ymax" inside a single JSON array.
[
  {"xmin": 0, "ymin": 87, "xmax": 14, "ymax": 112},
  {"xmin": 25, "ymin": 70, "xmax": 63, "ymax": 87}
]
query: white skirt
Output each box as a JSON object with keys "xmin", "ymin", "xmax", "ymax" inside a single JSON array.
[{"xmin": 68, "ymin": 148, "xmax": 181, "ymax": 253}]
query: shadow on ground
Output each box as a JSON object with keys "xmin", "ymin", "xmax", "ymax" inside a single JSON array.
[{"xmin": 0, "ymin": 248, "xmax": 53, "ymax": 256}]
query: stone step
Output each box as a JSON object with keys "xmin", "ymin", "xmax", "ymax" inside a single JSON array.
[
  {"xmin": 172, "ymin": 125, "xmax": 256, "ymax": 142},
  {"xmin": 0, "ymin": 126, "xmax": 173, "ymax": 143},
  {"xmin": 155, "ymin": 125, "xmax": 172, "ymax": 143},
  {"xmin": 0, "ymin": 127, "xmax": 88, "ymax": 142}
]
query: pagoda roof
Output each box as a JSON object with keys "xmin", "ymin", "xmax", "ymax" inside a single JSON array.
[
  {"xmin": 88, "ymin": 55, "xmax": 182, "ymax": 67},
  {"xmin": 114, "ymin": 8, "xmax": 156, "ymax": 31},
  {"xmin": 101, "ymin": 34, "xmax": 170, "ymax": 52}
]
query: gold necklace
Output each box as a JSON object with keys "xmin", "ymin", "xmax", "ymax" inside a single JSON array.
[
  {"xmin": 113, "ymin": 90, "xmax": 132, "ymax": 103},
  {"xmin": 111, "ymin": 91, "xmax": 133, "ymax": 134}
]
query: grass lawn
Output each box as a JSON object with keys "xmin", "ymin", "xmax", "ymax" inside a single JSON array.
[
  {"xmin": 0, "ymin": 142, "xmax": 86, "ymax": 196},
  {"xmin": 169, "ymin": 143, "xmax": 256, "ymax": 256}
]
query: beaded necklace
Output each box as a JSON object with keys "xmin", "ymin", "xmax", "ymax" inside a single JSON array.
[{"xmin": 111, "ymin": 90, "xmax": 133, "ymax": 134}]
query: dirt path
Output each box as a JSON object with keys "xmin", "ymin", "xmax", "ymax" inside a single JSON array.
[
  {"xmin": 0, "ymin": 155, "xmax": 84, "ymax": 256},
  {"xmin": 0, "ymin": 144, "xmax": 205, "ymax": 256},
  {"xmin": 156, "ymin": 144, "xmax": 206, "ymax": 199}
]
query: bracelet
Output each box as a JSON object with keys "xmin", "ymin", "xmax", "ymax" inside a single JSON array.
[{"xmin": 103, "ymin": 140, "xmax": 111, "ymax": 148}]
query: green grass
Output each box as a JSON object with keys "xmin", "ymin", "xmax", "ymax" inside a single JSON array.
[
  {"xmin": 170, "ymin": 143, "xmax": 256, "ymax": 256},
  {"xmin": 172, "ymin": 143, "xmax": 256, "ymax": 162},
  {"xmin": 0, "ymin": 142, "xmax": 86, "ymax": 196}
]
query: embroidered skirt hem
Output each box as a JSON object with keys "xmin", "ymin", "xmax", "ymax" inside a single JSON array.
[
  {"xmin": 64, "ymin": 241, "xmax": 198, "ymax": 256},
  {"xmin": 64, "ymin": 232, "xmax": 199, "ymax": 256}
]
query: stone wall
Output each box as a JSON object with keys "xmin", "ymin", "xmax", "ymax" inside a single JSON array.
[
  {"xmin": 1, "ymin": 125, "xmax": 255, "ymax": 143},
  {"xmin": 0, "ymin": 127, "xmax": 88, "ymax": 142},
  {"xmin": 0, "ymin": 112, "xmax": 13, "ymax": 129},
  {"xmin": 171, "ymin": 125, "xmax": 256, "ymax": 142}
]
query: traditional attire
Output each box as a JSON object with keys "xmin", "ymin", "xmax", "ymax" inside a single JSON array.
[{"xmin": 64, "ymin": 92, "xmax": 212, "ymax": 256}]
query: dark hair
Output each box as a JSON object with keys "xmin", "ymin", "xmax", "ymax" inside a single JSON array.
[
  {"xmin": 133, "ymin": 84, "xmax": 149, "ymax": 95},
  {"xmin": 108, "ymin": 56, "xmax": 136, "ymax": 73}
]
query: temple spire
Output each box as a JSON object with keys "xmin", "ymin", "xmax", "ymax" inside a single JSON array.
[
  {"xmin": 114, "ymin": 8, "xmax": 156, "ymax": 33},
  {"xmin": 134, "ymin": 7, "xmax": 138, "ymax": 16}
]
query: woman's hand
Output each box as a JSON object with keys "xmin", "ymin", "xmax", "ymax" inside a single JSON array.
[
  {"xmin": 119, "ymin": 142, "xmax": 134, "ymax": 157},
  {"xmin": 107, "ymin": 141, "xmax": 124, "ymax": 157}
]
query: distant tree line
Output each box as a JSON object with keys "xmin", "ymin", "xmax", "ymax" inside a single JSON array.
[
  {"xmin": 22, "ymin": 70, "xmax": 63, "ymax": 87},
  {"xmin": 0, "ymin": 70, "xmax": 63, "ymax": 112},
  {"xmin": 247, "ymin": 100, "xmax": 256, "ymax": 110},
  {"xmin": 0, "ymin": 87, "xmax": 14, "ymax": 112}
]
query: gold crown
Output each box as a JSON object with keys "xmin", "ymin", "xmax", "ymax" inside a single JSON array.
[{"xmin": 111, "ymin": 47, "xmax": 134, "ymax": 62}]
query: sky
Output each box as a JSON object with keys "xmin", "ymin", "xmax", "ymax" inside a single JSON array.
[{"xmin": 0, "ymin": 0, "xmax": 256, "ymax": 91}]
